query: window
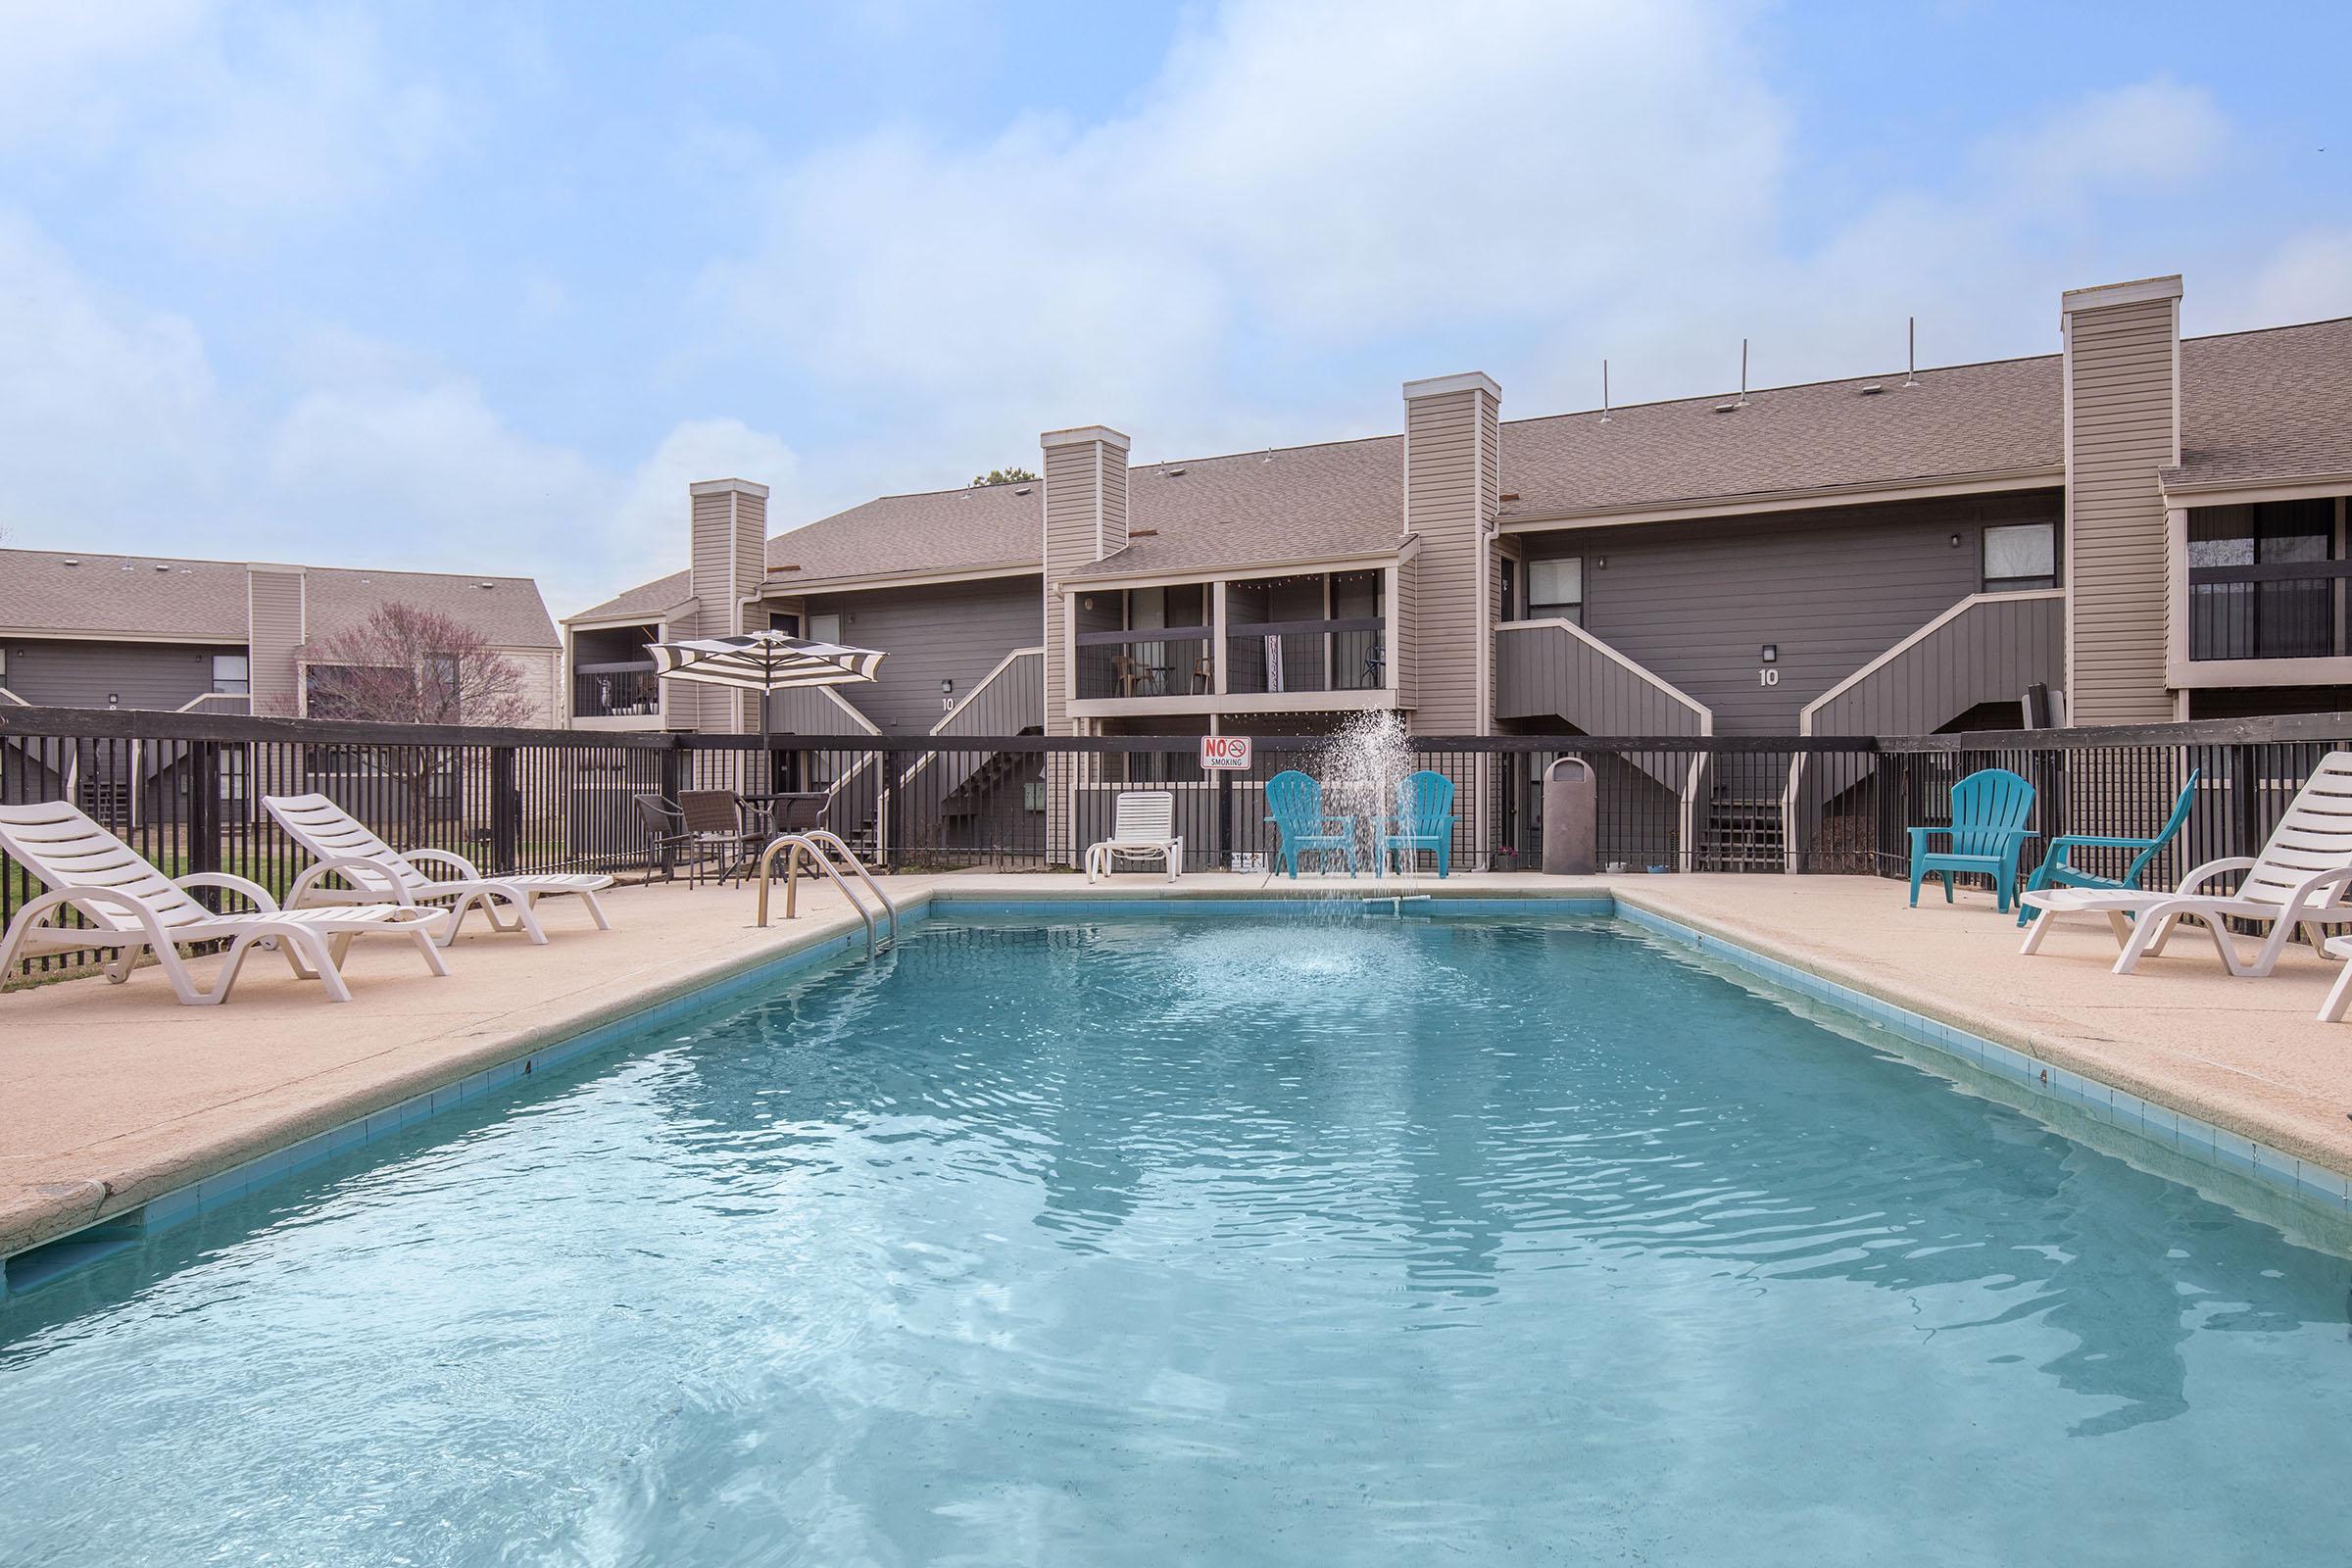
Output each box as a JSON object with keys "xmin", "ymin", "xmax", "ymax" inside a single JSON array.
[
  {"xmin": 211, "ymin": 654, "xmax": 250, "ymax": 694},
  {"xmin": 1983, "ymin": 523, "xmax": 2057, "ymax": 592},
  {"xmin": 768, "ymin": 611, "xmax": 801, "ymax": 636},
  {"xmin": 808, "ymin": 612, "xmax": 842, "ymax": 644},
  {"xmin": 1528, "ymin": 558, "xmax": 1583, "ymax": 623},
  {"xmin": 2188, "ymin": 499, "xmax": 2338, "ymax": 661}
]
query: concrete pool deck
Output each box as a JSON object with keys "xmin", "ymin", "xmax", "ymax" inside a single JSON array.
[{"xmin": 6, "ymin": 870, "xmax": 2352, "ymax": 1264}]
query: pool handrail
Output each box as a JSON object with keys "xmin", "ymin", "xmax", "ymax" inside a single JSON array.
[{"xmin": 754, "ymin": 831, "xmax": 898, "ymax": 955}]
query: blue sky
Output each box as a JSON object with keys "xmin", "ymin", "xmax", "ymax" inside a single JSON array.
[{"xmin": 3, "ymin": 1, "xmax": 2346, "ymax": 613}]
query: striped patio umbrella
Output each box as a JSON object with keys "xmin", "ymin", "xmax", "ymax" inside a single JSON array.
[{"xmin": 644, "ymin": 630, "xmax": 886, "ymax": 760}]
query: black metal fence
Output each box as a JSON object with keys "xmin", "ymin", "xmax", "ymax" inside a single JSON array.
[{"xmin": 5, "ymin": 704, "xmax": 2351, "ymax": 978}]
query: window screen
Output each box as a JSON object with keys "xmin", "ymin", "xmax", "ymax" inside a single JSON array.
[
  {"xmin": 1528, "ymin": 558, "xmax": 1583, "ymax": 621},
  {"xmin": 1983, "ymin": 524, "xmax": 2056, "ymax": 591}
]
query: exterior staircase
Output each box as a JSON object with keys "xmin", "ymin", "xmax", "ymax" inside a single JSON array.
[
  {"xmin": 1786, "ymin": 589, "xmax": 2067, "ymax": 870},
  {"xmin": 1494, "ymin": 618, "xmax": 1715, "ymax": 866}
]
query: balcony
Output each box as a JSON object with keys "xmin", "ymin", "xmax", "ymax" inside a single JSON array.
[
  {"xmin": 2175, "ymin": 497, "xmax": 2352, "ymax": 686},
  {"xmin": 2187, "ymin": 572, "xmax": 2349, "ymax": 662},
  {"xmin": 574, "ymin": 662, "xmax": 660, "ymax": 718},
  {"xmin": 1075, "ymin": 628, "xmax": 1212, "ymax": 700},
  {"xmin": 1063, "ymin": 567, "xmax": 1399, "ymax": 718},
  {"xmin": 1224, "ymin": 617, "xmax": 1386, "ymax": 695}
]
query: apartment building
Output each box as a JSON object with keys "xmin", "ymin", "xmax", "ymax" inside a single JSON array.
[
  {"xmin": 0, "ymin": 549, "xmax": 562, "ymax": 819},
  {"xmin": 565, "ymin": 273, "xmax": 2352, "ymax": 858},
  {"xmin": 0, "ymin": 550, "xmax": 563, "ymax": 721}
]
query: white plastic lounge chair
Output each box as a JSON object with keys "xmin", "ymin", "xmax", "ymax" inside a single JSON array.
[
  {"xmin": 2019, "ymin": 750, "xmax": 2352, "ymax": 976},
  {"xmin": 1084, "ymin": 791, "xmax": 1183, "ymax": 885},
  {"xmin": 2318, "ymin": 935, "xmax": 2352, "ymax": 1022},
  {"xmin": 264, "ymin": 793, "xmax": 613, "ymax": 948},
  {"xmin": 0, "ymin": 801, "xmax": 446, "ymax": 1004}
]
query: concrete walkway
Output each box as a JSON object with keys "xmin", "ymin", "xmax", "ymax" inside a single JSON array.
[{"xmin": 6, "ymin": 870, "xmax": 2352, "ymax": 1262}]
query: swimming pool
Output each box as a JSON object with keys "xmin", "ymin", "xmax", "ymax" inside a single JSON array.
[{"xmin": 4, "ymin": 910, "xmax": 2350, "ymax": 1564}]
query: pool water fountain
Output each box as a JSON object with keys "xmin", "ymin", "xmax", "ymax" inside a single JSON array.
[{"xmin": 1312, "ymin": 710, "xmax": 1425, "ymax": 903}]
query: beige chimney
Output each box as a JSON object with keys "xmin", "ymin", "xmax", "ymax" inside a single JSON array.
[
  {"xmin": 683, "ymin": 477, "xmax": 769, "ymax": 732},
  {"xmin": 2062, "ymin": 276, "xmax": 2181, "ymax": 724},
  {"xmin": 1401, "ymin": 372, "xmax": 1500, "ymax": 738},
  {"xmin": 1040, "ymin": 425, "xmax": 1131, "ymax": 736},
  {"xmin": 245, "ymin": 563, "xmax": 306, "ymax": 717}
]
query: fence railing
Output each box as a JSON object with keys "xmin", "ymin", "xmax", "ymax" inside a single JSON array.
[
  {"xmin": 6, "ymin": 705, "xmax": 2351, "ymax": 977},
  {"xmin": 573, "ymin": 664, "xmax": 659, "ymax": 718}
]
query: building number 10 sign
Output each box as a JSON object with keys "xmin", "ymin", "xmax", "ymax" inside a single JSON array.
[{"xmin": 1199, "ymin": 735, "xmax": 1253, "ymax": 771}]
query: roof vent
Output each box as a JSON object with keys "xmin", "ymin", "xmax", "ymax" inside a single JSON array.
[
  {"xmin": 153, "ymin": 563, "xmax": 172, "ymax": 571},
  {"xmin": 1859, "ymin": 382, "xmax": 1885, "ymax": 396},
  {"xmin": 1712, "ymin": 402, "xmax": 1739, "ymax": 415},
  {"xmin": 476, "ymin": 581, "xmax": 496, "ymax": 590},
  {"xmin": 1014, "ymin": 485, "xmax": 1031, "ymax": 495},
  {"xmin": 61, "ymin": 558, "xmax": 78, "ymax": 566},
  {"xmin": 1162, "ymin": 466, "xmax": 1186, "ymax": 478}
]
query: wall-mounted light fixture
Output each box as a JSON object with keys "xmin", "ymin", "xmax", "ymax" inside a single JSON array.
[
  {"xmin": 941, "ymin": 679, "xmax": 954, "ymax": 696},
  {"xmin": 1949, "ymin": 532, "xmax": 1963, "ymax": 548},
  {"xmin": 1760, "ymin": 645, "xmax": 1778, "ymax": 664}
]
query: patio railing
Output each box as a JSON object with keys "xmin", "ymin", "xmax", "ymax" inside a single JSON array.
[{"xmin": 5, "ymin": 704, "xmax": 2350, "ymax": 977}]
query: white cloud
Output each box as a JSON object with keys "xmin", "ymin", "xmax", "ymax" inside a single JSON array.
[
  {"xmin": 1978, "ymin": 79, "xmax": 2228, "ymax": 209},
  {"xmin": 0, "ymin": 2, "xmax": 2338, "ymax": 622},
  {"xmin": 2207, "ymin": 228, "xmax": 2352, "ymax": 333},
  {"xmin": 606, "ymin": 418, "xmax": 808, "ymax": 592},
  {"xmin": 0, "ymin": 208, "xmax": 805, "ymax": 614},
  {"xmin": 709, "ymin": 0, "xmax": 1787, "ymax": 453},
  {"xmin": 0, "ymin": 211, "xmax": 229, "ymax": 534},
  {"xmin": 0, "ymin": 2, "xmax": 453, "ymax": 242},
  {"xmin": 139, "ymin": 9, "xmax": 456, "ymax": 240}
]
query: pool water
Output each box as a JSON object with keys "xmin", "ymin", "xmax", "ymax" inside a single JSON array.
[{"xmin": 5, "ymin": 913, "xmax": 2351, "ymax": 1565}]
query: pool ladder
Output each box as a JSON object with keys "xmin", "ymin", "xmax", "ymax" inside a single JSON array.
[{"xmin": 753, "ymin": 831, "xmax": 899, "ymax": 956}]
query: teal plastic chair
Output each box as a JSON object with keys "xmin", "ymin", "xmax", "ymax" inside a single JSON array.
[
  {"xmin": 1264, "ymin": 770, "xmax": 1357, "ymax": 877},
  {"xmin": 2015, "ymin": 769, "xmax": 2200, "ymax": 926},
  {"xmin": 1381, "ymin": 770, "xmax": 1456, "ymax": 877},
  {"xmin": 1907, "ymin": 767, "xmax": 2035, "ymax": 912}
]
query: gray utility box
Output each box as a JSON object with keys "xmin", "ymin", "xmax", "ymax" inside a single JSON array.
[{"xmin": 1542, "ymin": 757, "xmax": 1598, "ymax": 875}]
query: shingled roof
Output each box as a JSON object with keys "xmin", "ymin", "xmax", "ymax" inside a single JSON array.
[
  {"xmin": 2162, "ymin": 316, "xmax": 2352, "ymax": 494},
  {"xmin": 0, "ymin": 548, "xmax": 560, "ymax": 649},
  {"xmin": 569, "ymin": 316, "xmax": 2352, "ymax": 619}
]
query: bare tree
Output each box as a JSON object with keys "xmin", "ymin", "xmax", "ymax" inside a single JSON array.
[
  {"xmin": 303, "ymin": 602, "xmax": 533, "ymax": 726},
  {"xmin": 298, "ymin": 602, "xmax": 536, "ymax": 848}
]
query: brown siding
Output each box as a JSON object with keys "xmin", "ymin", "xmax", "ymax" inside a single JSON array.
[
  {"xmin": 787, "ymin": 576, "xmax": 1043, "ymax": 734},
  {"xmin": 682, "ymin": 480, "xmax": 768, "ymax": 732},
  {"xmin": 1403, "ymin": 381, "xmax": 1497, "ymax": 734},
  {"xmin": 247, "ymin": 565, "xmax": 304, "ymax": 717},
  {"xmin": 1043, "ymin": 437, "xmax": 1126, "ymax": 735},
  {"xmin": 1803, "ymin": 592, "xmax": 2065, "ymax": 735},
  {"xmin": 2066, "ymin": 291, "xmax": 2179, "ymax": 722},
  {"xmin": 1, "ymin": 639, "xmax": 221, "ymax": 710},
  {"xmin": 1494, "ymin": 622, "xmax": 1706, "ymax": 734},
  {"xmin": 905, "ymin": 648, "xmax": 1046, "ymax": 802},
  {"xmin": 767, "ymin": 685, "xmax": 877, "ymax": 737},
  {"xmin": 1392, "ymin": 556, "xmax": 1418, "ymax": 707},
  {"xmin": 1523, "ymin": 491, "xmax": 2060, "ymax": 735}
]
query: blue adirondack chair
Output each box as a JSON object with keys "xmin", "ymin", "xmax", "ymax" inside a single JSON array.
[
  {"xmin": 1907, "ymin": 767, "xmax": 2036, "ymax": 912},
  {"xmin": 2014, "ymin": 769, "xmax": 2201, "ymax": 926},
  {"xmin": 1381, "ymin": 769, "xmax": 1456, "ymax": 877},
  {"xmin": 1264, "ymin": 770, "xmax": 1357, "ymax": 877}
]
